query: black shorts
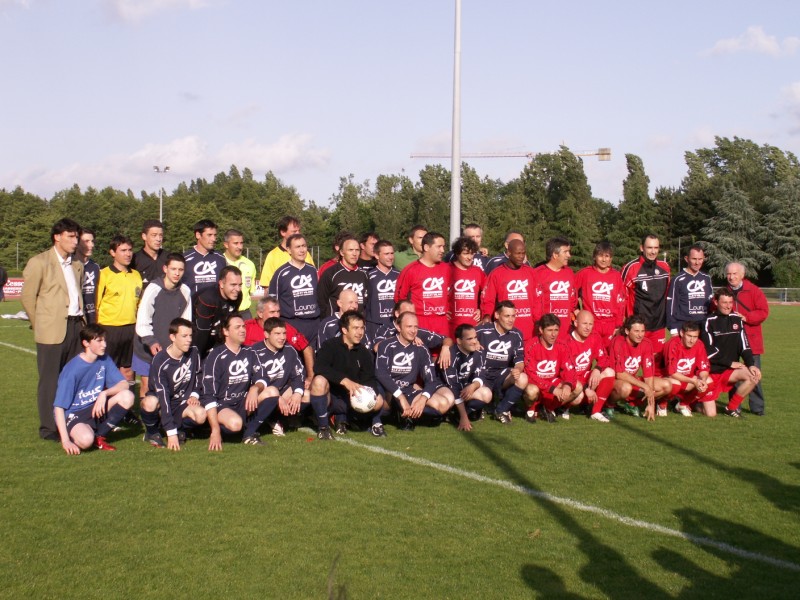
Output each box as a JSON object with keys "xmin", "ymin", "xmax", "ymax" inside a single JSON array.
[
  {"xmin": 103, "ymin": 324, "xmax": 135, "ymax": 368},
  {"xmin": 66, "ymin": 405, "xmax": 99, "ymax": 435}
]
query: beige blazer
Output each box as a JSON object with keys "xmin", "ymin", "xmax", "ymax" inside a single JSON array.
[{"xmin": 21, "ymin": 248, "xmax": 84, "ymax": 344}]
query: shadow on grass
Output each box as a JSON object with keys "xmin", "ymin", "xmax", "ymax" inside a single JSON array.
[
  {"xmin": 464, "ymin": 433, "xmax": 673, "ymax": 598},
  {"xmin": 610, "ymin": 418, "xmax": 800, "ymax": 515}
]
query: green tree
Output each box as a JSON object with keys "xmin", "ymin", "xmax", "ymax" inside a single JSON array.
[
  {"xmin": 371, "ymin": 173, "xmax": 415, "ymax": 247},
  {"xmin": 414, "ymin": 165, "xmax": 451, "ymax": 235},
  {"xmin": 329, "ymin": 175, "xmax": 373, "ymax": 235}
]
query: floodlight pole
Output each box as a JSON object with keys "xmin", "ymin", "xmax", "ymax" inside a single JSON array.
[
  {"xmin": 153, "ymin": 165, "xmax": 170, "ymax": 223},
  {"xmin": 450, "ymin": 0, "xmax": 462, "ymax": 247}
]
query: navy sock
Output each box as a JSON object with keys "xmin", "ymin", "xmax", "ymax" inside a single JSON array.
[
  {"xmin": 182, "ymin": 417, "xmax": 198, "ymax": 431},
  {"xmin": 496, "ymin": 385, "xmax": 523, "ymax": 414},
  {"xmin": 466, "ymin": 399, "xmax": 485, "ymax": 413},
  {"xmin": 422, "ymin": 405, "xmax": 442, "ymax": 417},
  {"xmin": 96, "ymin": 404, "xmax": 129, "ymax": 437},
  {"xmin": 244, "ymin": 396, "xmax": 278, "ymax": 438},
  {"xmin": 140, "ymin": 407, "xmax": 160, "ymax": 435},
  {"xmin": 371, "ymin": 410, "xmax": 383, "ymax": 426},
  {"xmin": 310, "ymin": 394, "xmax": 329, "ymax": 429}
]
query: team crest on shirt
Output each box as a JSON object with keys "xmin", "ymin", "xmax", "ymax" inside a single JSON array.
[
  {"xmin": 574, "ymin": 349, "xmax": 591, "ymax": 371},
  {"xmin": 458, "ymin": 357, "xmax": 474, "ymax": 378},
  {"xmin": 591, "ymin": 282, "xmax": 612, "ymax": 301},
  {"xmin": 732, "ymin": 323, "xmax": 739, "ymax": 330},
  {"xmin": 676, "ymin": 358, "xmax": 695, "ymax": 375},
  {"xmin": 228, "ymin": 358, "xmax": 250, "ymax": 384},
  {"xmin": 535, "ymin": 359, "xmax": 557, "ymax": 378},
  {"xmin": 624, "ymin": 356, "xmax": 642, "ymax": 373},
  {"xmin": 173, "ymin": 362, "xmax": 192, "ymax": 385},
  {"xmin": 486, "ymin": 340, "xmax": 511, "ymax": 362},
  {"xmin": 422, "ymin": 277, "xmax": 445, "ymax": 298}
]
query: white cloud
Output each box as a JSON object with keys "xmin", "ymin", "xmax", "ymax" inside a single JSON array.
[
  {"xmin": 706, "ymin": 26, "xmax": 800, "ymax": 58},
  {"xmin": 2, "ymin": 134, "xmax": 331, "ymax": 198},
  {"xmin": 781, "ymin": 82, "xmax": 800, "ymax": 134},
  {"xmin": 105, "ymin": 0, "xmax": 213, "ymax": 23},
  {"xmin": 0, "ymin": 0, "xmax": 31, "ymax": 11}
]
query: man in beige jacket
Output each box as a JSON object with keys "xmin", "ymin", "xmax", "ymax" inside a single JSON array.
[{"xmin": 22, "ymin": 218, "xmax": 85, "ymax": 441}]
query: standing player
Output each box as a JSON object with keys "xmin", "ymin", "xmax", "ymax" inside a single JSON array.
[
  {"xmin": 607, "ymin": 315, "xmax": 673, "ymax": 421},
  {"xmin": 317, "ymin": 235, "xmax": 369, "ymax": 318},
  {"xmin": 444, "ymin": 223, "xmax": 488, "ymax": 271},
  {"xmin": 475, "ymin": 301, "xmax": 528, "ymax": 424},
  {"xmin": 481, "ymin": 238, "xmax": 537, "ymax": 341},
  {"xmin": 364, "ymin": 239, "xmax": 400, "ymax": 344},
  {"xmin": 575, "ymin": 241, "xmax": 626, "ymax": 346},
  {"xmin": 260, "ymin": 216, "xmax": 315, "ymax": 287},
  {"xmin": 441, "ymin": 324, "xmax": 492, "ymax": 431},
  {"xmin": 183, "ymin": 219, "xmax": 227, "ymax": 296},
  {"xmin": 96, "ymin": 235, "xmax": 142, "ymax": 384},
  {"xmin": 53, "ymin": 324, "xmax": 135, "ymax": 454},
  {"xmin": 375, "ymin": 312, "xmax": 455, "ymax": 430},
  {"xmin": 566, "ymin": 310, "xmax": 616, "ymax": 422},
  {"xmin": 140, "ymin": 318, "xmax": 207, "ymax": 450},
  {"xmin": 700, "ymin": 290, "xmax": 762, "ymax": 418},
  {"xmin": 533, "ymin": 236, "xmax": 577, "ymax": 342},
  {"xmin": 621, "ymin": 234, "xmax": 670, "ymax": 369},
  {"xmin": 132, "ymin": 220, "xmax": 167, "ymax": 290},
  {"xmin": 357, "ymin": 232, "xmax": 379, "ymax": 270},
  {"xmin": 666, "ymin": 244, "xmax": 713, "ymax": 335},
  {"xmin": 484, "ymin": 231, "xmax": 525, "ymax": 276},
  {"xmin": 75, "ymin": 227, "xmax": 100, "ymax": 325},
  {"xmin": 395, "ymin": 231, "xmax": 451, "ymax": 337},
  {"xmin": 662, "ymin": 321, "xmax": 713, "ymax": 417},
  {"xmin": 222, "ymin": 229, "xmax": 258, "ymax": 319},
  {"xmin": 449, "ymin": 236, "xmax": 485, "ymax": 339},
  {"xmin": 393, "ymin": 225, "xmax": 427, "ymax": 271},
  {"xmin": 269, "ymin": 233, "xmax": 321, "ymax": 345},
  {"xmin": 192, "ymin": 265, "xmax": 242, "ymax": 357}
]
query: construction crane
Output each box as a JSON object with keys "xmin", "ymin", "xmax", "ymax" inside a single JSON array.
[{"xmin": 410, "ymin": 147, "xmax": 612, "ymax": 161}]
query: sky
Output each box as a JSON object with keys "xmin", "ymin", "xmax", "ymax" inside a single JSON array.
[{"xmin": 2, "ymin": 0, "xmax": 800, "ymax": 209}]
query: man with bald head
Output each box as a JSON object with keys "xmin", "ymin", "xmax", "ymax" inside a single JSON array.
[
  {"xmin": 481, "ymin": 238, "xmax": 537, "ymax": 341},
  {"xmin": 484, "ymin": 231, "xmax": 526, "ymax": 276},
  {"xmin": 316, "ymin": 289, "xmax": 360, "ymax": 349},
  {"xmin": 566, "ymin": 310, "xmax": 617, "ymax": 422},
  {"xmin": 724, "ymin": 261, "xmax": 769, "ymax": 415}
]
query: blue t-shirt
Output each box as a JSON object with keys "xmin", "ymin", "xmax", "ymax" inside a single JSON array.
[{"xmin": 54, "ymin": 354, "xmax": 125, "ymax": 415}]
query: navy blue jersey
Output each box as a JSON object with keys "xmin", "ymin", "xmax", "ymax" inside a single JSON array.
[
  {"xmin": 666, "ymin": 270, "xmax": 714, "ymax": 331},
  {"xmin": 483, "ymin": 253, "xmax": 509, "ymax": 276},
  {"xmin": 250, "ymin": 341, "xmax": 305, "ymax": 394},
  {"xmin": 365, "ymin": 267, "xmax": 400, "ymax": 325},
  {"xmin": 475, "ymin": 323, "xmax": 525, "ymax": 383},
  {"xmin": 269, "ymin": 261, "xmax": 320, "ymax": 319},
  {"xmin": 200, "ymin": 344, "xmax": 259, "ymax": 410},
  {"xmin": 371, "ymin": 323, "xmax": 444, "ymax": 351},
  {"xmin": 375, "ymin": 337, "xmax": 439, "ymax": 398},
  {"xmin": 440, "ymin": 346, "xmax": 485, "ymax": 398},
  {"xmin": 317, "ymin": 263, "xmax": 369, "ymax": 318},
  {"xmin": 81, "ymin": 259, "xmax": 100, "ymax": 325},
  {"xmin": 183, "ymin": 249, "xmax": 227, "ymax": 296},
  {"xmin": 316, "ymin": 315, "xmax": 342, "ymax": 350},
  {"xmin": 148, "ymin": 346, "xmax": 201, "ymax": 434}
]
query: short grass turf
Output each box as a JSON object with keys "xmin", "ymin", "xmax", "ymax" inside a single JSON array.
[{"xmin": 1, "ymin": 301, "xmax": 798, "ymax": 599}]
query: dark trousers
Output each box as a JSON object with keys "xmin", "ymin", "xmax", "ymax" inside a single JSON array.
[
  {"xmin": 36, "ymin": 318, "xmax": 83, "ymax": 439},
  {"xmin": 749, "ymin": 354, "xmax": 765, "ymax": 414}
]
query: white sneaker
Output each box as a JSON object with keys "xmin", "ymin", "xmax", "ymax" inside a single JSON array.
[
  {"xmin": 269, "ymin": 420, "xmax": 285, "ymax": 436},
  {"xmin": 656, "ymin": 406, "xmax": 668, "ymax": 417},
  {"xmin": 590, "ymin": 412, "xmax": 610, "ymax": 423},
  {"xmin": 676, "ymin": 404, "xmax": 693, "ymax": 417},
  {"xmin": 560, "ymin": 411, "xmax": 571, "ymax": 420}
]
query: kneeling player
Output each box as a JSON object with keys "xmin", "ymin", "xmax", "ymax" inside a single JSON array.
[
  {"xmin": 314, "ymin": 311, "xmax": 389, "ymax": 437},
  {"xmin": 566, "ymin": 310, "xmax": 616, "ymax": 422},
  {"xmin": 376, "ymin": 312, "xmax": 455, "ymax": 430},
  {"xmin": 140, "ymin": 318, "xmax": 207, "ymax": 450},
  {"xmin": 202, "ymin": 314, "xmax": 273, "ymax": 449},
  {"xmin": 608, "ymin": 315, "xmax": 673, "ymax": 421},
  {"xmin": 662, "ymin": 321, "xmax": 713, "ymax": 417},
  {"xmin": 441, "ymin": 324, "xmax": 493, "ymax": 431},
  {"xmin": 251, "ymin": 317, "xmax": 332, "ymax": 439},
  {"xmin": 53, "ymin": 324, "xmax": 135, "ymax": 454},
  {"xmin": 523, "ymin": 314, "xmax": 578, "ymax": 423}
]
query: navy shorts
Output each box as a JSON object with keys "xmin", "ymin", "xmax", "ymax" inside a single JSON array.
[{"xmin": 65, "ymin": 405, "xmax": 99, "ymax": 435}]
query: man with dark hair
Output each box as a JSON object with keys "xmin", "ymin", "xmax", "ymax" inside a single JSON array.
[
  {"xmin": 192, "ymin": 265, "xmax": 242, "ymax": 357},
  {"xmin": 700, "ymin": 289, "xmax": 762, "ymax": 418},
  {"xmin": 449, "ymin": 236, "xmax": 485, "ymax": 338},
  {"xmin": 395, "ymin": 231, "xmax": 451, "ymax": 336},
  {"xmin": 260, "ymin": 215, "xmax": 315, "ymax": 287},
  {"xmin": 533, "ymin": 236, "xmax": 577, "ymax": 342},
  {"xmin": 75, "ymin": 227, "xmax": 100, "ymax": 325},
  {"xmin": 318, "ymin": 230, "xmax": 354, "ymax": 278},
  {"xmin": 667, "ymin": 244, "xmax": 713, "ymax": 335},
  {"xmin": 357, "ymin": 232, "xmax": 379, "ymax": 270},
  {"xmin": 183, "ymin": 219, "xmax": 227, "ymax": 295},
  {"xmin": 393, "ymin": 225, "xmax": 428, "ymax": 270},
  {"xmin": 663, "ymin": 321, "xmax": 713, "ymax": 417},
  {"xmin": 364, "ymin": 239, "xmax": 400, "ymax": 344},
  {"xmin": 440, "ymin": 324, "xmax": 492, "ymax": 431},
  {"xmin": 481, "ymin": 238, "xmax": 536, "ymax": 341},
  {"xmin": 314, "ymin": 310, "xmax": 389, "ymax": 437},
  {"xmin": 96, "ymin": 235, "xmax": 142, "ymax": 383},
  {"xmin": 475, "ymin": 301, "xmax": 528, "ymax": 424},
  {"xmin": 140, "ymin": 318, "xmax": 206, "ymax": 450},
  {"xmin": 621, "ymin": 234, "xmax": 671, "ymax": 370},
  {"xmin": 575, "ymin": 241, "xmax": 626, "ymax": 345},
  {"xmin": 317, "ymin": 234, "xmax": 369, "ymax": 319},
  {"xmin": 269, "ymin": 233, "xmax": 321, "ymax": 345},
  {"xmin": 133, "ymin": 219, "xmax": 167, "ymax": 290},
  {"xmin": 222, "ymin": 228, "xmax": 258, "ymax": 319},
  {"xmin": 22, "ymin": 218, "xmax": 84, "ymax": 440},
  {"xmin": 53, "ymin": 324, "xmax": 135, "ymax": 454},
  {"xmin": 484, "ymin": 230, "xmax": 525, "ymax": 276}
]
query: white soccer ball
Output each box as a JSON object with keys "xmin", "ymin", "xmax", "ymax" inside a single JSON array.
[{"xmin": 350, "ymin": 386, "xmax": 377, "ymax": 413}]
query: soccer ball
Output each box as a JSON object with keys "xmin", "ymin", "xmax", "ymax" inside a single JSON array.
[{"xmin": 350, "ymin": 386, "xmax": 377, "ymax": 413}]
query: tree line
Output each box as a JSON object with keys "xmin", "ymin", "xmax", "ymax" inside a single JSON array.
[{"xmin": 1, "ymin": 136, "xmax": 798, "ymax": 285}]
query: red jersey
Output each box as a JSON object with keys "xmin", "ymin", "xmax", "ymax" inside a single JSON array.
[
  {"xmin": 449, "ymin": 264, "xmax": 485, "ymax": 336},
  {"xmin": 533, "ymin": 264, "xmax": 577, "ymax": 340},
  {"xmin": 523, "ymin": 337, "xmax": 577, "ymax": 389},
  {"xmin": 317, "ymin": 257, "xmax": 338, "ymax": 278},
  {"xmin": 575, "ymin": 265, "xmax": 625, "ymax": 328},
  {"xmin": 395, "ymin": 260, "xmax": 451, "ymax": 336},
  {"xmin": 662, "ymin": 336, "xmax": 710, "ymax": 377},
  {"xmin": 566, "ymin": 331, "xmax": 609, "ymax": 383},
  {"xmin": 244, "ymin": 318, "xmax": 309, "ymax": 353},
  {"xmin": 481, "ymin": 263, "xmax": 538, "ymax": 340},
  {"xmin": 609, "ymin": 334, "xmax": 655, "ymax": 378}
]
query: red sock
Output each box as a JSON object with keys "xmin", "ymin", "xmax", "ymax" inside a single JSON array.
[
  {"xmin": 670, "ymin": 382, "xmax": 682, "ymax": 397},
  {"xmin": 592, "ymin": 377, "xmax": 615, "ymax": 414},
  {"xmin": 728, "ymin": 393, "xmax": 745, "ymax": 411}
]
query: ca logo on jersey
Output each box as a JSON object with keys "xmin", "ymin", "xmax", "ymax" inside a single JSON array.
[
  {"xmin": 229, "ymin": 358, "xmax": 250, "ymax": 377},
  {"xmin": 624, "ymin": 356, "xmax": 641, "ymax": 372},
  {"xmin": 173, "ymin": 362, "xmax": 192, "ymax": 384},
  {"xmin": 591, "ymin": 282, "xmax": 613, "ymax": 301},
  {"xmin": 574, "ymin": 348, "xmax": 591, "ymax": 370},
  {"xmin": 84, "ymin": 271, "xmax": 96, "ymax": 286},
  {"xmin": 393, "ymin": 352, "xmax": 414, "ymax": 367},
  {"xmin": 194, "ymin": 262, "xmax": 218, "ymax": 276},
  {"xmin": 343, "ymin": 282, "xmax": 365, "ymax": 297},
  {"xmin": 549, "ymin": 281, "xmax": 570, "ymax": 294},
  {"xmin": 507, "ymin": 280, "xmax": 529, "ymax": 294},
  {"xmin": 676, "ymin": 357, "xmax": 695, "ymax": 374},
  {"xmin": 376, "ymin": 279, "xmax": 396, "ymax": 294},
  {"xmin": 422, "ymin": 277, "xmax": 444, "ymax": 292},
  {"xmin": 453, "ymin": 279, "xmax": 477, "ymax": 294},
  {"xmin": 458, "ymin": 357, "xmax": 474, "ymax": 378},
  {"xmin": 263, "ymin": 356, "xmax": 286, "ymax": 379},
  {"xmin": 686, "ymin": 281, "xmax": 705, "ymax": 293},
  {"xmin": 487, "ymin": 340, "xmax": 511, "ymax": 354},
  {"xmin": 291, "ymin": 274, "xmax": 314, "ymax": 290},
  {"xmin": 536, "ymin": 359, "xmax": 557, "ymax": 378}
]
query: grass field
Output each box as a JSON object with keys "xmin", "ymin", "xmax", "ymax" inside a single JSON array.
[{"xmin": 1, "ymin": 300, "xmax": 798, "ymax": 599}]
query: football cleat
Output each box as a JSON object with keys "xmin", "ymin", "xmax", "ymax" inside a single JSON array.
[
  {"xmin": 269, "ymin": 420, "xmax": 285, "ymax": 437},
  {"xmin": 317, "ymin": 427, "xmax": 334, "ymax": 441},
  {"xmin": 723, "ymin": 407, "xmax": 743, "ymax": 418},
  {"xmin": 143, "ymin": 431, "xmax": 165, "ymax": 448},
  {"xmin": 590, "ymin": 412, "xmax": 610, "ymax": 423},
  {"xmin": 656, "ymin": 406, "xmax": 668, "ymax": 417},
  {"xmin": 400, "ymin": 418, "xmax": 416, "ymax": 431},
  {"xmin": 543, "ymin": 410, "xmax": 557, "ymax": 424},
  {"xmin": 559, "ymin": 409, "xmax": 571, "ymax": 420},
  {"xmin": 335, "ymin": 421, "xmax": 348, "ymax": 436},
  {"xmin": 494, "ymin": 410, "xmax": 513, "ymax": 425},
  {"xmin": 601, "ymin": 407, "xmax": 616, "ymax": 420},
  {"xmin": 242, "ymin": 434, "xmax": 265, "ymax": 446},
  {"xmin": 370, "ymin": 423, "xmax": 388, "ymax": 438},
  {"xmin": 676, "ymin": 405, "xmax": 693, "ymax": 418},
  {"xmin": 618, "ymin": 403, "xmax": 641, "ymax": 418},
  {"xmin": 93, "ymin": 436, "xmax": 116, "ymax": 451},
  {"xmin": 524, "ymin": 411, "xmax": 537, "ymax": 424}
]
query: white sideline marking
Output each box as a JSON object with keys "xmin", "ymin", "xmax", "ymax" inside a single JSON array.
[
  {"xmin": 334, "ymin": 434, "xmax": 800, "ymax": 573},
  {"xmin": 0, "ymin": 341, "xmax": 36, "ymax": 355}
]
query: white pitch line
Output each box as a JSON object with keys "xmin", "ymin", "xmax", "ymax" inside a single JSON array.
[
  {"xmin": 0, "ymin": 341, "xmax": 36, "ymax": 355},
  {"xmin": 333, "ymin": 434, "xmax": 800, "ymax": 573}
]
